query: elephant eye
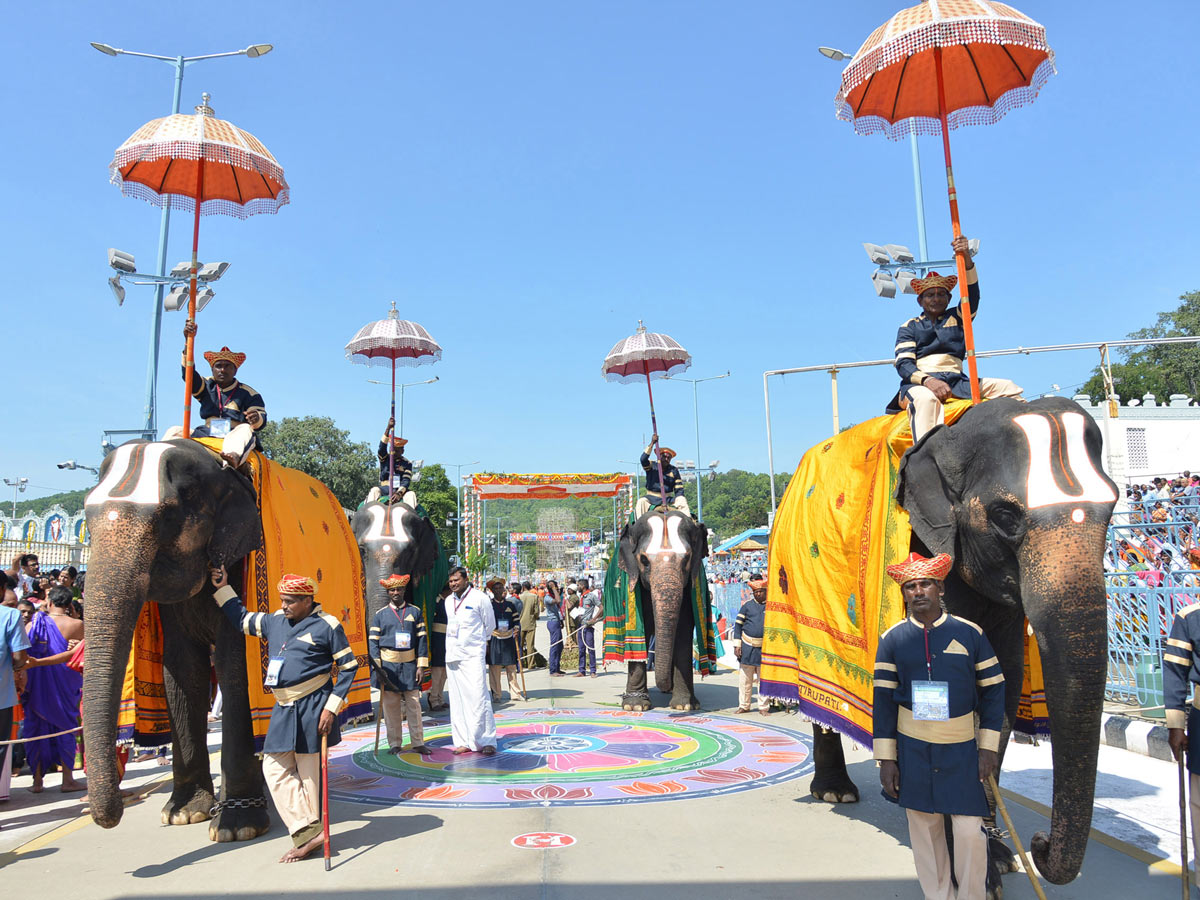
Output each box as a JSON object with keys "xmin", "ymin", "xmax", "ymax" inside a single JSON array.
[
  {"xmin": 638, "ymin": 553, "xmax": 650, "ymax": 568},
  {"xmin": 988, "ymin": 502, "xmax": 1025, "ymax": 540}
]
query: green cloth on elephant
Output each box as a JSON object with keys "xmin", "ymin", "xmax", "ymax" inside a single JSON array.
[
  {"xmin": 601, "ymin": 542, "xmax": 717, "ymax": 675},
  {"xmin": 409, "ymin": 502, "xmax": 448, "ymax": 690}
]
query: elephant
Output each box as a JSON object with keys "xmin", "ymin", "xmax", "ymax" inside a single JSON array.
[
  {"xmin": 350, "ymin": 500, "xmax": 439, "ymax": 622},
  {"xmin": 804, "ymin": 397, "xmax": 1117, "ymax": 894},
  {"xmin": 617, "ymin": 508, "xmax": 709, "ymax": 711},
  {"xmin": 82, "ymin": 438, "xmax": 269, "ymax": 840}
]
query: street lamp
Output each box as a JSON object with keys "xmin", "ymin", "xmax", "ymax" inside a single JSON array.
[
  {"xmin": 93, "ymin": 39, "xmax": 273, "ymax": 438},
  {"xmin": 57, "ymin": 460, "xmax": 100, "ymax": 475},
  {"xmin": 446, "ymin": 461, "xmax": 479, "ymax": 562},
  {"xmin": 664, "ymin": 371, "xmax": 730, "ymax": 523},
  {"xmin": 862, "ymin": 239, "xmax": 979, "ymax": 295},
  {"xmin": 4, "ymin": 477, "xmax": 28, "ymax": 518},
  {"xmin": 367, "ymin": 376, "xmax": 439, "ymax": 436}
]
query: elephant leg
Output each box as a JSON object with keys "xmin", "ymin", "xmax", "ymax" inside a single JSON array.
[
  {"xmin": 158, "ymin": 605, "xmax": 216, "ymax": 826},
  {"xmin": 623, "ymin": 661, "xmax": 652, "ymax": 711},
  {"xmin": 668, "ymin": 604, "xmax": 700, "ymax": 710},
  {"xmin": 809, "ymin": 727, "xmax": 859, "ymax": 803},
  {"xmin": 209, "ymin": 614, "xmax": 270, "ymax": 842}
]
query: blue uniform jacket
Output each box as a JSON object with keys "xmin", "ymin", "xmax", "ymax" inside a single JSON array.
[
  {"xmin": 887, "ymin": 268, "xmax": 980, "ymax": 413},
  {"xmin": 1163, "ymin": 603, "xmax": 1200, "ymax": 774},
  {"xmin": 640, "ymin": 447, "xmax": 683, "ymax": 502},
  {"xmin": 182, "ymin": 363, "xmax": 267, "ymax": 434},
  {"xmin": 872, "ymin": 612, "xmax": 1005, "ymax": 816},
  {"xmin": 487, "ymin": 599, "xmax": 520, "ymax": 667},
  {"xmin": 733, "ymin": 599, "xmax": 766, "ymax": 667},
  {"xmin": 215, "ymin": 585, "xmax": 358, "ymax": 753},
  {"xmin": 376, "ymin": 437, "xmax": 414, "ymax": 494},
  {"xmin": 369, "ymin": 601, "xmax": 428, "ymax": 692}
]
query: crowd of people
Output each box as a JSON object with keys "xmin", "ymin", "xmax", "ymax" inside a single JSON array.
[{"xmin": 1109, "ymin": 471, "xmax": 1200, "ymax": 584}]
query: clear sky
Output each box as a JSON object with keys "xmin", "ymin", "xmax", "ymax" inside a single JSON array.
[{"xmin": 6, "ymin": 1, "xmax": 1198, "ymax": 502}]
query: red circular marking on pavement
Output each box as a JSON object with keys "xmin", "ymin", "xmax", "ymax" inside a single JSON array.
[{"xmin": 511, "ymin": 832, "xmax": 576, "ymax": 850}]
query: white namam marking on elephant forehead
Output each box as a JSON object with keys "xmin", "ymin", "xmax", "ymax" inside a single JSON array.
[
  {"xmin": 361, "ymin": 505, "xmax": 411, "ymax": 545},
  {"xmin": 646, "ymin": 514, "xmax": 686, "ymax": 555},
  {"xmin": 1014, "ymin": 412, "xmax": 1117, "ymax": 510},
  {"xmin": 85, "ymin": 443, "xmax": 171, "ymax": 506}
]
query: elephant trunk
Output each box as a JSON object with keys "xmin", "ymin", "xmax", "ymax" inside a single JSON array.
[
  {"xmin": 1019, "ymin": 519, "xmax": 1109, "ymax": 884},
  {"xmin": 650, "ymin": 563, "xmax": 687, "ymax": 693},
  {"xmin": 81, "ymin": 538, "xmax": 151, "ymax": 829}
]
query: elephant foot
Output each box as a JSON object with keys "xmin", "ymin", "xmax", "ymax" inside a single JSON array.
[
  {"xmin": 161, "ymin": 783, "xmax": 216, "ymax": 826},
  {"xmin": 808, "ymin": 771, "xmax": 860, "ymax": 804},
  {"xmin": 622, "ymin": 692, "xmax": 652, "ymax": 711},
  {"xmin": 669, "ymin": 695, "xmax": 701, "ymax": 711},
  {"xmin": 208, "ymin": 796, "xmax": 271, "ymax": 842}
]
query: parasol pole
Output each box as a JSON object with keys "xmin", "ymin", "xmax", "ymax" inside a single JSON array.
[
  {"xmin": 181, "ymin": 156, "xmax": 205, "ymax": 437},
  {"xmin": 643, "ymin": 370, "xmax": 669, "ymax": 518},
  {"xmin": 933, "ymin": 46, "xmax": 981, "ymax": 404},
  {"xmin": 388, "ymin": 357, "xmax": 397, "ymax": 506}
]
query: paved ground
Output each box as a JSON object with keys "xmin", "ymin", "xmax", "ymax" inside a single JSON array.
[{"xmin": 0, "ymin": 618, "xmax": 1190, "ymax": 898}]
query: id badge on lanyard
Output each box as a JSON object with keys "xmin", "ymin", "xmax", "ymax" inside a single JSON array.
[
  {"xmin": 265, "ymin": 656, "xmax": 284, "ymax": 687},
  {"xmin": 912, "ymin": 681, "xmax": 950, "ymax": 720},
  {"xmin": 210, "ymin": 417, "xmax": 232, "ymax": 438},
  {"xmin": 498, "ymin": 617, "xmax": 510, "ymax": 631},
  {"xmin": 395, "ymin": 631, "xmax": 412, "ymax": 650}
]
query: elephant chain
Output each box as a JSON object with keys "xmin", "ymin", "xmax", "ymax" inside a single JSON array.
[{"xmin": 211, "ymin": 796, "xmax": 267, "ymax": 815}]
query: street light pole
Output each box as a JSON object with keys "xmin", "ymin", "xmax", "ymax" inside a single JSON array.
[
  {"xmin": 93, "ymin": 41, "xmax": 273, "ymax": 437},
  {"xmin": 4, "ymin": 478, "xmax": 28, "ymax": 519},
  {"xmin": 665, "ymin": 372, "xmax": 729, "ymax": 522},
  {"xmin": 448, "ymin": 461, "xmax": 479, "ymax": 562}
]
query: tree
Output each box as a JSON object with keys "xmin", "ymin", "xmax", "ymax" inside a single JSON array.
[
  {"xmin": 413, "ymin": 464, "xmax": 457, "ymax": 556},
  {"xmin": 257, "ymin": 416, "xmax": 376, "ymax": 510},
  {"xmin": 10, "ymin": 489, "xmax": 90, "ymax": 517},
  {"xmin": 1081, "ymin": 290, "xmax": 1200, "ymax": 401}
]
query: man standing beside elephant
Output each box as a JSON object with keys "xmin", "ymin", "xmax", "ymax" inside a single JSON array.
[
  {"xmin": 444, "ymin": 567, "xmax": 497, "ymax": 756},
  {"xmin": 874, "ymin": 552, "xmax": 1004, "ymax": 900},
  {"xmin": 890, "ymin": 236, "xmax": 1023, "ymax": 441},
  {"xmin": 210, "ymin": 567, "xmax": 359, "ymax": 863},
  {"xmin": 368, "ymin": 574, "xmax": 430, "ymax": 755},
  {"xmin": 732, "ymin": 576, "xmax": 769, "ymax": 715},
  {"xmin": 1163, "ymin": 600, "xmax": 1200, "ymax": 881}
]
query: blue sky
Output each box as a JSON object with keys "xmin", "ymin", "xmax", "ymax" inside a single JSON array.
[{"xmin": 6, "ymin": 1, "xmax": 1198, "ymax": 502}]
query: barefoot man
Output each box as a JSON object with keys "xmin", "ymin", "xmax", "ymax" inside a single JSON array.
[{"xmin": 211, "ymin": 566, "xmax": 359, "ymax": 863}]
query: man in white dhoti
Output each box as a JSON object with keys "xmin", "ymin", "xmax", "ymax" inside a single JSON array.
[{"xmin": 444, "ymin": 566, "xmax": 497, "ymax": 755}]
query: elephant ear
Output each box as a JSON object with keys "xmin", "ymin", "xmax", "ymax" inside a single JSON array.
[
  {"xmin": 687, "ymin": 520, "xmax": 709, "ymax": 580},
  {"xmin": 618, "ymin": 521, "xmax": 640, "ymax": 577},
  {"xmin": 895, "ymin": 425, "xmax": 960, "ymax": 559},
  {"xmin": 350, "ymin": 506, "xmax": 372, "ymax": 541},
  {"xmin": 209, "ymin": 471, "xmax": 262, "ymax": 568},
  {"xmin": 411, "ymin": 515, "xmax": 440, "ymax": 580}
]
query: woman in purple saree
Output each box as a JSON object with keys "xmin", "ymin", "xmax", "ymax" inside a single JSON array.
[{"xmin": 22, "ymin": 610, "xmax": 84, "ymax": 792}]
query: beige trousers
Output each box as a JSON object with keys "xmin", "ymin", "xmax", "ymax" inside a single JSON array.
[
  {"xmin": 488, "ymin": 665, "xmax": 522, "ymax": 699},
  {"xmin": 364, "ymin": 486, "xmax": 418, "ymax": 507},
  {"xmin": 262, "ymin": 751, "xmax": 321, "ymax": 847},
  {"xmin": 380, "ymin": 688, "xmax": 424, "ymax": 748},
  {"xmin": 908, "ymin": 377, "xmax": 1023, "ymax": 442},
  {"xmin": 905, "ymin": 809, "xmax": 987, "ymax": 900},
  {"xmin": 1191, "ymin": 772, "xmax": 1200, "ymax": 881},
  {"xmin": 164, "ymin": 421, "xmax": 256, "ymax": 464},
  {"xmin": 427, "ymin": 666, "xmax": 447, "ymax": 708},
  {"xmin": 738, "ymin": 663, "xmax": 768, "ymax": 711},
  {"xmin": 635, "ymin": 494, "xmax": 691, "ymax": 518}
]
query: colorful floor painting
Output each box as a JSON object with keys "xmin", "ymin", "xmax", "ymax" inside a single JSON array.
[{"xmin": 327, "ymin": 708, "xmax": 813, "ymax": 809}]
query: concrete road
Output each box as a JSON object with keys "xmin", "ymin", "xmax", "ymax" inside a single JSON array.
[{"xmin": 0, "ymin": 618, "xmax": 1186, "ymax": 899}]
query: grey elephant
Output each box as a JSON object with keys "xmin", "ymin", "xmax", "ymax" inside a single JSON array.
[
  {"xmin": 350, "ymin": 500, "xmax": 439, "ymax": 622},
  {"xmin": 82, "ymin": 439, "xmax": 269, "ymax": 840},
  {"xmin": 617, "ymin": 508, "xmax": 709, "ymax": 711},
  {"xmin": 802, "ymin": 397, "xmax": 1117, "ymax": 895}
]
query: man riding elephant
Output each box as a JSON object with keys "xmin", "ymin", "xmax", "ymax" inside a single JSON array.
[
  {"xmin": 365, "ymin": 416, "xmax": 416, "ymax": 507},
  {"xmin": 635, "ymin": 433, "xmax": 690, "ymax": 518}
]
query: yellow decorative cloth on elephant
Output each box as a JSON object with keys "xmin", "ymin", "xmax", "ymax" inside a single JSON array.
[
  {"xmin": 760, "ymin": 403, "xmax": 1049, "ymax": 747},
  {"xmin": 122, "ymin": 601, "xmax": 171, "ymax": 747},
  {"xmin": 197, "ymin": 439, "xmax": 372, "ymax": 749}
]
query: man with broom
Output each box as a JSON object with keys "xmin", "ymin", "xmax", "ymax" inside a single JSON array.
[{"xmin": 210, "ymin": 565, "xmax": 358, "ymax": 863}]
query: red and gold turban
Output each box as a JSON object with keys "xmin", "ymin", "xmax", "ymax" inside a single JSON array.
[
  {"xmin": 910, "ymin": 272, "xmax": 957, "ymax": 296},
  {"xmin": 203, "ymin": 346, "xmax": 247, "ymax": 368},
  {"xmin": 748, "ymin": 576, "xmax": 768, "ymax": 589},
  {"xmin": 379, "ymin": 574, "xmax": 411, "ymax": 589},
  {"xmin": 657, "ymin": 446, "xmax": 676, "ymax": 460},
  {"xmin": 390, "ymin": 436, "xmax": 408, "ymax": 448},
  {"xmin": 277, "ymin": 573, "xmax": 317, "ymax": 596},
  {"xmin": 886, "ymin": 552, "xmax": 952, "ymax": 585},
  {"xmin": 485, "ymin": 575, "xmax": 506, "ymax": 588}
]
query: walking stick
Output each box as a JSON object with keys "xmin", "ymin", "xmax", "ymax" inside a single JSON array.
[
  {"xmin": 987, "ymin": 774, "xmax": 1047, "ymax": 900},
  {"xmin": 1179, "ymin": 754, "xmax": 1191, "ymax": 899},
  {"xmin": 321, "ymin": 733, "xmax": 331, "ymax": 871},
  {"xmin": 373, "ymin": 703, "xmax": 382, "ymax": 758},
  {"xmin": 514, "ymin": 627, "xmax": 527, "ymax": 698}
]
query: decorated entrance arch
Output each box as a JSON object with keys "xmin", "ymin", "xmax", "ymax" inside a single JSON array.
[{"xmin": 462, "ymin": 473, "xmax": 636, "ymax": 579}]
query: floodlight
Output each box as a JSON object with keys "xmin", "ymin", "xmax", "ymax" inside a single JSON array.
[
  {"xmin": 170, "ymin": 262, "xmax": 194, "ymax": 279},
  {"xmin": 245, "ymin": 44, "xmax": 274, "ymax": 58},
  {"xmin": 195, "ymin": 287, "xmax": 215, "ymax": 312},
  {"xmin": 885, "ymin": 244, "xmax": 914, "ymax": 264},
  {"xmin": 108, "ymin": 248, "xmax": 136, "ymax": 273},
  {"xmin": 58, "ymin": 460, "xmax": 76, "ymax": 469},
  {"xmin": 895, "ymin": 270, "xmax": 917, "ymax": 294},
  {"xmin": 197, "ymin": 261, "xmax": 230, "ymax": 281},
  {"xmin": 862, "ymin": 243, "xmax": 891, "ymax": 265},
  {"xmin": 818, "ymin": 46, "xmax": 852, "ymax": 62},
  {"xmin": 164, "ymin": 285, "xmax": 190, "ymax": 311},
  {"xmin": 709, "ymin": 459, "xmax": 720, "ymax": 469},
  {"xmin": 872, "ymin": 270, "xmax": 897, "ymax": 298},
  {"xmin": 684, "ymin": 459, "xmax": 696, "ymax": 469},
  {"xmin": 108, "ymin": 275, "xmax": 126, "ymax": 306},
  {"xmin": 967, "ymin": 238, "xmax": 980, "ymax": 257},
  {"xmin": 91, "ymin": 42, "xmax": 120, "ymax": 56}
]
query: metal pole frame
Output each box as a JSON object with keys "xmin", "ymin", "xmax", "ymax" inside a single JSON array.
[{"xmin": 762, "ymin": 335, "xmax": 1200, "ymax": 519}]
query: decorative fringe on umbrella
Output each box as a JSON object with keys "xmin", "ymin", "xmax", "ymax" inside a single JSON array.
[{"xmin": 109, "ymin": 180, "xmax": 290, "ymax": 219}]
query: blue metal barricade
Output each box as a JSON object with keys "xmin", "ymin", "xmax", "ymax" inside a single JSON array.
[{"xmin": 1105, "ymin": 570, "xmax": 1199, "ymax": 708}]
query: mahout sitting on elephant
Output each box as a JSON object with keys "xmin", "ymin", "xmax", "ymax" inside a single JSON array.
[{"xmin": 764, "ymin": 397, "xmax": 1117, "ymax": 897}]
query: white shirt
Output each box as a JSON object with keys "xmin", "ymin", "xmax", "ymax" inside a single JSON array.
[{"xmin": 444, "ymin": 585, "xmax": 496, "ymax": 664}]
